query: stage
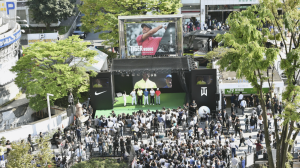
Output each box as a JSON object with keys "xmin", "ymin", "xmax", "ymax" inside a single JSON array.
[{"xmin": 95, "ymin": 93, "xmax": 185, "ymax": 117}]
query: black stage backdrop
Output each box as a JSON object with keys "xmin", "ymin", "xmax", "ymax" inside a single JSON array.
[
  {"xmin": 191, "ymin": 69, "xmax": 217, "ymax": 111},
  {"xmin": 90, "ymin": 72, "xmax": 114, "ymax": 110}
]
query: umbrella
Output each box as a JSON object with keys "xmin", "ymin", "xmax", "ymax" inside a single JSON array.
[{"xmin": 198, "ymin": 106, "xmax": 210, "ymax": 117}]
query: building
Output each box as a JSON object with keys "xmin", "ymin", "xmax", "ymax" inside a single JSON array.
[
  {"xmin": 180, "ymin": 0, "xmax": 260, "ymax": 29},
  {"xmin": 0, "ymin": 1, "xmax": 22, "ymax": 106},
  {"xmin": 16, "ymin": 0, "xmax": 60, "ymax": 27}
]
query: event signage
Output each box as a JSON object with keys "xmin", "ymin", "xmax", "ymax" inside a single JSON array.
[
  {"xmin": 225, "ymin": 88, "xmax": 269, "ymax": 94},
  {"xmin": 201, "ymin": 87, "xmax": 207, "ymax": 96},
  {"xmin": 126, "ymin": 22, "xmax": 176, "ymax": 56},
  {"xmin": 0, "ymin": 29, "xmax": 20, "ymax": 49}
]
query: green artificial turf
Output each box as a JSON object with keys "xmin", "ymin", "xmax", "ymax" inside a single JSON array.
[{"xmin": 95, "ymin": 93, "xmax": 185, "ymax": 117}]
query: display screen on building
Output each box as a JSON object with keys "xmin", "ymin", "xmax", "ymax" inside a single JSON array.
[
  {"xmin": 133, "ymin": 73, "xmax": 172, "ymax": 89},
  {"xmin": 126, "ymin": 22, "xmax": 176, "ymax": 56}
]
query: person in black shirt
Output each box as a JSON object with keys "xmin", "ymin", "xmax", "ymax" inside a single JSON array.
[
  {"xmin": 235, "ymin": 121, "xmax": 241, "ymax": 137},
  {"xmin": 231, "ymin": 112, "xmax": 236, "ymax": 127},
  {"xmin": 209, "ymin": 121, "xmax": 215, "ymax": 139},
  {"xmin": 249, "ymin": 94, "xmax": 254, "ymax": 107},
  {"xmin": 255, "ymin": 96, "xmax": 260, "ymax": 107},
  {"xmin": 113, "ymin": 138, "xmax": 119, "ymax": 156},
  {"xmin": 234, "ymin": 98, "xmax": 239, "ymax": 113},
  {"xmin": 274, "ymin": 101, "xmax": 278, "ymax": 114}
]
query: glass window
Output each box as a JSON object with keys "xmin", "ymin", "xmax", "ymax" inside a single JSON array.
[{"xmin": 16, "ymin": 10, "xmax": 26, "ymax": 21}]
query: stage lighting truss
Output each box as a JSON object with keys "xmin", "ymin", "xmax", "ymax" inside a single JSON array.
[
  {"xmin": 136, "ymin": 72, "xmax": 140, "ymax": 76},
  {"xmin": 150, "ymin": 73, "xmax": 153, "ymax": 77},
  {"xmin": 132, "ymin": 72, "xmax": 135, "ymax": 76},
  {"xmin": 153, "ymin": 71, "xmax": 156, "ymax": 77},
  {"xmin": 126, "ymin": 72, "xmax": 129, "ymax": 77}
]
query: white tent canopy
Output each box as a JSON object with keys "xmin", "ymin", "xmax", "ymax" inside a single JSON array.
[{"xmin": 69, "ymin": 47, "xmax": 108, "ymax": 72}]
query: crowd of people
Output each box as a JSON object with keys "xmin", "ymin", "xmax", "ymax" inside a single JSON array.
[{"xmin": 1, "ymin": 91, "xmax": 283, "ymax": 168}]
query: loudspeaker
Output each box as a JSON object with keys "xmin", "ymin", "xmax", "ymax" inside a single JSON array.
[{"xmin": 215, "ymin": 94, "xmax": 220, "ymax": 101}]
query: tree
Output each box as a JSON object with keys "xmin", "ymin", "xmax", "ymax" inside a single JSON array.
[
  {"xmin": 208, "ymin": 1, "xmax": 300, "ymax": 167},
  {"xmin": 27, "ymin": 0, "xmax": 76, "ymax": 30},
  {"xmin": 10, "ymin": 36, "xmax": 98, "ymax": 112},
  {"xmin": 79, "ymin": 0, "xmax": 182, "ymax": 47},
  {"xmin": 71, "ymin": 158, "xmax": 127, "ymax": 168},
  {"xmin": 34, "ymin": 137, "xmax": 55, "ymax": 168},
  {"xmin": 6, "ymin": 141, "xmax": 33, "ymax": 168}
]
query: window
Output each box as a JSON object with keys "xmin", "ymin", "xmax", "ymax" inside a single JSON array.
[{"xmin": 16, "ymin": 10, "xmax": 26, "ymax": 21}]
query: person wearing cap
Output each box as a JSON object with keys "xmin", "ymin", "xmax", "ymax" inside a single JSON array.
[
  {"xmin": 136, "ymin": 23, "xmax": 166, "ymax": 55},
  {"xmin": 155, "ymin": 88, "xmax": 161, "ymax": 105},
  {"xmin": 134, "ymin": 71, "xmax": 157, "ymax": 89},
  {"xmin": 163, "ymin": 74, "xmax": 172, "ymax": 88},
  {"xmin": 144, "ymin": 89, "xmax": 149, "ymax": 105}
]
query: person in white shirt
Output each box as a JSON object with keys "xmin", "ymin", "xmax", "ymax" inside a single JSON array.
[
  {"xmin": 84, "ymin": 135, "xmax": 89, "ymax": 149},
  {"xmin": 123, "ymin": 91, "xmax": 127, "ymax": 107},
  {"xmin": 112, "ymin": 116, "xmax": 117, "ymax": 124},
  {"xmin": 238, "ymin": 92, "xmax": 244, "ymax": 108},
  {"xmin": 150, "ymin": 88, "xmax": 155, "ymax": 105},
  {"xmin": 240, "ymin": 98, "xmax": 247, "ymax": 115},
  {"xmin": 231, "ymin": 154, "xmax": 240, "ymax": 168},
  {"xmin": 130, "ymin": 89, "xmax": 137, "ymax": 105}
]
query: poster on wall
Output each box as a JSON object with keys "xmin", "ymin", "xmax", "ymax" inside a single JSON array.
[{"xmin": 126, "ymin": 22, "xmax": 176, "ymax": 56}]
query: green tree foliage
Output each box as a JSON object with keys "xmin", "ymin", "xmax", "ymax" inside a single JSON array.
[
  {"xmin": 71, "ymin": 158, "xmax": 127, "ymax": 168},
  {"xmin": 6, "ymin": 141, "xmax": 33, "ymax": 168},
  {"xmin": 34, "ymin": 137, "xmax": 55, "ymax": 168},
  {"xmin": 79, "ymin": 0, "xmax": 182, "ymax": 47},
  {"xmin": 209, "ymin": 1, "xmax": 300, "ymax": 167},
  {"xmin": 27, "ymin": 0, "xmax": 76, "ymax": 30},
  {"xmin": 10, "ymin": 36, "xmax": 98, "ymax": 112}
]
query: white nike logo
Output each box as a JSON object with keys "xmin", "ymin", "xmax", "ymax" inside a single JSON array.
[{"xmin": 95, "ymin": 91, "xmax": 106, "ymax": 95}]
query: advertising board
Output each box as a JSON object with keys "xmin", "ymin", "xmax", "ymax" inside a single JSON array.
[{"xmin": 126, "ymin": 22, "xmax": 176, "ymax": 56}]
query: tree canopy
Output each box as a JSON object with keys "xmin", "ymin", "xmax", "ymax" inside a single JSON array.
[
  {"xmin": 27, "ymin": 0, "xmax": 76, "ymax": 30},
  {"xmin": 10, "ymin": 36, "xmax": 98, "ymax": 112},
  {"xmin": 208, "ymin": 0, "xmax": 300, "ymax": 167},
  {"xmin": 79, "ymin": 0, "xmax": 182, "ymax": 47}
]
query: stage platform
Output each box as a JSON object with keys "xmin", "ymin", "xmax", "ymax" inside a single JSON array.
[{"xmin": 95, "ymin": 93, "xmax": 185, "ymax": 117}]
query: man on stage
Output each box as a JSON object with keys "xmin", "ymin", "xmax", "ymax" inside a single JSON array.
[
  {"xmin": 130, "ymin": 89, "xmax": 137, "ymax": 105},
  {"xmin": 137, "ymin": 88, "xmax": 143, "ymax": 105},
  {"xmin": 144, "ymin": 89, "xmax": 149, "ymax": 105},
  {"xmin": 150, "ymin": 88, "xmax": 155, "ymax": 105},
  {"xmin": 155, "ymin": 88, "xmax": 161, "ymax": 105}
]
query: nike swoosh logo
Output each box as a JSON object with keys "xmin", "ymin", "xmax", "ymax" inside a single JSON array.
[{"xmin": 95, "ymin": 91, "xmax": 106, "ymax": 95}]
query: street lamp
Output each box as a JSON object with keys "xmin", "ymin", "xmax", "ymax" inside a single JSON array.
[{"xmin": 47, "ymin": 93, "xmax": 54, "ymax": 131}]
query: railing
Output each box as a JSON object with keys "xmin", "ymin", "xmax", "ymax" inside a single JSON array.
[{"xmin": 59, "ymin": 12, "xmax": 80, "ymax": 40}]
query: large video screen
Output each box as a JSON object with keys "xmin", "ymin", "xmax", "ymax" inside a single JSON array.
[
  {"xmin": 92, "ymin": 78, "xmax": 110, "ymax": 88},
  {"xmin": 196, "ymin": 75, "xmax": 213, "ymax": 85},
  {"xmin": 133, "ymin": 73, "xmax": 172, "ymax": 89},
  {"xmin": 126, "ymin": 22, "xmax": 176, "ymax": 56}
]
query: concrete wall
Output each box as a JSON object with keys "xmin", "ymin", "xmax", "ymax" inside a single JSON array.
[
  {"xmin": 0, "ymin": 83, "xmax": 20, "ymax": 106},
  {"xmin": 0, "ymin": 111, "xmax": 74, "ymax": 142}
]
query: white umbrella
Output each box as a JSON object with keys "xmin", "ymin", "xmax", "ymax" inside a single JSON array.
[{"xmin": 198, "ymin": 106, "xmax": 210, "ymax": 117}]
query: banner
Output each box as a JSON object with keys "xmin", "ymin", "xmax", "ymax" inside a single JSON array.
[
  {"xmin": 126, "ymin": 22, "xmax": 176, "ymax": 56},
  {"xmin": 225, "ymin": 88, "xmax": 269, "ymax": 94}
]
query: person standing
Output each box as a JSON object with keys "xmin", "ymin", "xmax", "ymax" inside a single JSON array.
[
  {"xmin": 76, "ymin": 127, "xmax": 81, "ymax": 143},
  {"xmin": 150, "ymin": 88, "xmax": 155, "ymax": 105},
  {"xmin": 68, "ymin": 93, "xmax": 74, "ymax": 105},
  {"xmin": 247, "ymin": 136, "xmax": 253, "ymax": 153},
  {"xmin": 137, "ymin": 88, "xmax": 143, "ymax": 105},
  {"xmin": 130, "ymin": 89, "xmax": 137, "ymax": 105},
  {"xmin": 238, "ymin": 92, "xmax": 243, "ymax": 108},
  {"xmin": 123, "ymin": 91, "xmax": 127, "ymax": 107},
  {"xmin": 231, "ymin": 154, "xmax": 240, "ymax": 168},
  {"xmin": 240, "ymin": 98, "xmax": 247, "ymax": 115},
  {"xmin": 155, "ymin": 88, "xmax": 161, "ymax": 105},
  {"xmin": 255, "ymin": 140, "xmax": 263, "ymax": 158},
  {"xmin": 144, "ymin": 89, "xmax": 149, "ymax": 105},
  {"xmin": 222, "ymin": 109, "xmax": 228, "ymax": 126},
  {"xmin": 222, "ymin": 97, "xmax": 227, "ymax": 110},
  {"xmin": 249, "ymin": 94, "xmax": 254, "ymax": 107},
  {"xmin": 27, "ymin": 134, "xmax": 34, "ymax": 152},
  {"xmin": 0, "ymin": 144, "xmax": 6, "ymax": 161},
  {"xmin": 274, "ymin": 101, "xmax": 278, "ymax": 114}
]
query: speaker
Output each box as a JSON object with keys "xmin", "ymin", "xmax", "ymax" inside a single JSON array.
[{"xmin": 215, "ymin": 93, "xmax": 220, "ymax": 101}]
